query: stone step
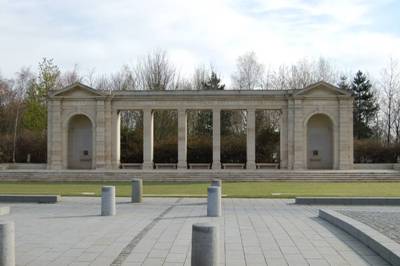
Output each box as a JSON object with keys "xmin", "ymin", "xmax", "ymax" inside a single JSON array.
[{"xmin": 0, "ymin": 169, "xmax": 399, "ymax": 182}]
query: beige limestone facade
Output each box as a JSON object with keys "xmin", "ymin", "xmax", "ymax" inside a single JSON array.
[{"xmin": 47, "ymin": 81, "xmax": 353, "ymax": 170}]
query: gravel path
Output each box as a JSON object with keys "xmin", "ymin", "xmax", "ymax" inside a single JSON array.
[{"xmin": 340, "ymin": 210, "xmax": 400, "ymax": 244}]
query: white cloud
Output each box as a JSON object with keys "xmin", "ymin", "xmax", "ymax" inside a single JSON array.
[{"xmin": 0, "ymin": 0, "xmax": 399, "ymax": 84}]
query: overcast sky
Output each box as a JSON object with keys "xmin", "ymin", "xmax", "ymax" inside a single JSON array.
[{"xmin": 1, "ymin": 0, "xmax": 400, "ymax": 81}]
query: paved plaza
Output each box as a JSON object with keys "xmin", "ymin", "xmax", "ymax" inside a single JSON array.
[{"xmin": 0, "ymin": 197, "xmax": 396, "ymax": 266}]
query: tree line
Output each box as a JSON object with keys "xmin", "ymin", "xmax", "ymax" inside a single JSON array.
[{"xmin": 0, "ymin": 50, "xmax": 399, "ymax": 164}]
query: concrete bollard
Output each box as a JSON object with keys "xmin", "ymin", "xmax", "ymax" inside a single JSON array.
[
  {"xmin": 131, "ymin": 178, "xmax": 143, "ymax": 203},
  {"xmin": 0, "ymin": 221, "xmax": 15, "ymax": 266},
  {"xmin": 211, "ymin": 179, "xmax": 221, "ymax": 187},
  {"xmin": 207, "ymin": 186, "xmax": 221, "ymax": 217},
  {"xmin": 191, "ymin": 223, "xmax": 219, "ymax": 266},
  {"xmin": 101, "ymin": 186, "xmax": 116, "ymax": 216}
]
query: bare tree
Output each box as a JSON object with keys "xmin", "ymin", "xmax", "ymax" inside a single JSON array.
[
  {"xmin": 380, "ymin": 58, "xmax": 400, "ymax": 144},
  {"xmin": 231, "ymin": 51, "xmax": 264, "ymax": 90},
  {"xmin": 267, "ymin": 57, "xmax": 339, "ymax": 90},
  {"xmin": 60, "ymin": 64, "xmax": 82, "ymax": 87},
  {"xmin": 135, "ymin": 50, "xmax": 176, "ymax": 90},
  {"xmin": 393, "ymin": 99, "xmax": 400, "ymax": 143},
  {"xmin": 12, "ymin": 68, "xmax": 35, "ymax": 163},
  {"xmin": 84, "ymin": 68, "xmax": 97, "ymax": 88},
  {"xmin": 93, "ymin": 75, "xmax": 110, "ymax": 91},
  {"xmin": 269, "ymin": 65, "xmax": 291, "ymax": 90},
  {"xmin": 314, "ymin": 57, "xmax": 338, "ymax": 83},
  {"xmin": 289, "ymin": 59, "xmax": 315, "ymax": 89},
  {"xmin": 192, "ymin": 65, "xmax": 209, "ymax": 90},
  {"xmin": 175, "ymin": 77, "xmax": 192, "ymax": 90},
  {"xmin": 109, "ymin": 65, "xmax": 136, "ymax": 91}
]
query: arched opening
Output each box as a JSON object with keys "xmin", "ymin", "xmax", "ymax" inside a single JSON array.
[
  {"xmin": 307, "ymin": 114, "xmax": 333, "ymax": 169},
  {"xmin": 68, "ymin": 114, "xmax": 93, "ymax": 169}
]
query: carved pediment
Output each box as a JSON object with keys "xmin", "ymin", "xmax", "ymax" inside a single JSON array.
[
  {"xmin": 295, "ymin": 81, "xmax": 351, "ymax": 97},
  {"xmin": 50, "ymin": 82, "xmax": 104, "ymax": 98}
]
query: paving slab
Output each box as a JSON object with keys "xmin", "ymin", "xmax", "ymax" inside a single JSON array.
[
  {"xmin": 1, "ymin": 197, "xmax": 394, "ymax": 265},
  {"xmin": 0, "ymin": 205, "xmax": 10, "ymax": 215}
]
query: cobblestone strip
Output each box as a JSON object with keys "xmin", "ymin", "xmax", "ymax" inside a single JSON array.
[
  {"xmin": 110, "ymin": 198, "xmax": 183, "ymax": 266},
  {"xmin": 320, "ymin": 209, "xmax": 400, "ymax": 266},
  {"xmin": 339, "ymin": 210, "xmax": 400, "ymax": 244}
]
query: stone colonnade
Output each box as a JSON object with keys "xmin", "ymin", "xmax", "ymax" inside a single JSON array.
[
  {"xmin": 139, "ymin": 108, "xmax": 256, "ymax": 170},
  {"xmin": 47, "ymin": 81, "xmax": 354, "ymax": 171}
]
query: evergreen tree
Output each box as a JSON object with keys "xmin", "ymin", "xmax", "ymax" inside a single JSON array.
[
  {"xmin": 351, "ymin": 71, "xmax": 379, "ymax": 139},
  {"xmin": 337, "ymin": 75, "xmax": 350, "ymax": 90},
  {"xmin": 202, "ymin": 71, "xmax": 225, "ymax": 90}
]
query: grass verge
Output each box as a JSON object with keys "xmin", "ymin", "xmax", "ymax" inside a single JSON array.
[{"xmin": 0, "ymin": 181, "xmax": 400, "ymax": 198}]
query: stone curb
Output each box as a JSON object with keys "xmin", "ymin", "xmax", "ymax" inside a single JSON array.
[
  {"xmin": 0, "ymin": 195, "xmax": 60, "ymax": 203},
  {"xmin": 296, "ymin": 197, "xmax": 400, "ymax": 205},
  {"xmin": 0, "ymin": 206, "xmax": 10, "ymax": 215},
  {"xmin": 319, "ymin": 209, "xmax": 400, "ymax": 266}
]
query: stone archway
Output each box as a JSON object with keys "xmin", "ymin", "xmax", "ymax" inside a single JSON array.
[
  {"xmin": 307, "ymin": 113, "xmax": 333, "ymax": 169},
  {"xmin": 68, "ymin": 114, "xmax": 93, "ymax": 169}
]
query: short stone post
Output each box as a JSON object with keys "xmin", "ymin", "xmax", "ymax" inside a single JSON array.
[
  {"xmin": 131, "ymin": 178, "xmax": 143, "ymax": 203},
  {"xmin": 191, "ymin": 223, "xmax": 219, "ymax": 266},
  {"xmin": 211, "ymin": 179, "xmax": 221, "ymax": 187},
  {"xmin": 0, "ymin": 221, "xmax": 15, "ymax": 266},
  {"xmin": 207, "ymin": 186, "xmax": 221, "ymax": 217},
  {"xmin": 101, "ymin": 186, "xmax": 116, "ymax": 216}
]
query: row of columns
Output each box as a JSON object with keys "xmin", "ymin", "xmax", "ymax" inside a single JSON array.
[{"xmin": 140, "ymin": 108, "xmax": 257, "ymax": 170}]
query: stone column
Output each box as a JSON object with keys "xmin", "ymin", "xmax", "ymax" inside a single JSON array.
[
  {"xmin": 246, "ymin": 108, "xmax": 256, "ymax": 170},
  {"xmin": 111, "ymin": 110, "xmax": 120, "ymax": 169},
  {"xmin": 293, "ymin": 98, "xmax": 305, "ymax": 169},
  {"xmin": 177, "ymin": 109, "xmax": 187, "ymax": 169},
  {"xmin": 143, "ymin": 109, "xmax": 154, "ymax": 169},
  {"xmin": 95, "ymin": 100, "xmax": 106, "ymax": 169},
  {"xmin": 212, "ymin": 108, "xmax": 221, "ymax": 169}
]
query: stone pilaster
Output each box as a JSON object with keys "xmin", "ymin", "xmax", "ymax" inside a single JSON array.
[
  {"xmin": 339, "ymin": 98, "xmax": 353, "ymax": 169},
  {"xmin": 95, "ymin": 100, "xmax": 106, "ymax": 169},
  {"xmin": 143, "ymin": 109, "xmax": 154, "ymax": 169},
  {"xmin": 246, "ymin": 108, "xmax": 256, "ymax": 170},
  {"xmin": 287, "ymin": 99, "xmax": 294, "ymax": 169},
  {"xmin": 51, "ymin": 100, "xmax": 63, "ymax": 170},
  {"xmin": 47, "ymin": 100, "xmax": 53, "ymax": 169},
  {"xmin": 177, "ymin": 109, "xmax": 187, "ymax": 169},
  {"xmin": 280, "ymin": 108, "xmax": 288, "ymax": 169},
  {"xmin": 212, "ymin": 108, "xmax": 221, "ymax": 169},
  {"xmin": 104, "ymin": 100, "xmax": 113, "ymax": 169},
  {"xmin": 293, "ymin": 98, "xmax": 305, "ymax": 169}
]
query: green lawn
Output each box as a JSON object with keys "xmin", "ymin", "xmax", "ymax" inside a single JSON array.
[{"xmin": 0, "ymin": 181, "xmax": 400, "ymax": 198}]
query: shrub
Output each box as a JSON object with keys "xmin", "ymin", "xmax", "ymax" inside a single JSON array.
[{"xmin": 354, "ymin": 139, "xmax": 400, "ymax": 163}]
